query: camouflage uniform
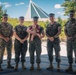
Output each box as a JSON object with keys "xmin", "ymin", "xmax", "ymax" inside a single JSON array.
[
  {"xmin": 29, "ymin": 25, "xmax": 44, "ymax": 64},
  {"xmin": 46, "ymin": 22, "xmax": 61, "ymax": 63},
  {"xmin": 0, "ymin": 22, "xmax": 13, "ymax": 64},
  {"xmin": 65, "ymin": 18, "xmax": 76, "ymax": 64},
  {"xmin": 14, "ymin": 25, "xmax": 28, "ymax": 63}
]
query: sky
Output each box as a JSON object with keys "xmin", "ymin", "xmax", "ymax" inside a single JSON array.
[{"xmin": 0, "ymin": 0, "xmax": 68, "ymax": 19}]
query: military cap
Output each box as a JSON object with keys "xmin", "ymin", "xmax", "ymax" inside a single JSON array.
[
  {"xmin": 49, "ymin": 13, "xmax": 55, "ymax": 17},
  {"xmin": 19, "ymin": 16, "xmax": 24, "ymax": 20},
  {"xmin": 69, "ymin": 10, "xmax": 75, "ymax": 15},
  {"xmin": 3, "ymin": 14, "xmax": 8, "ymax": 17},
  {"xmin": 33, "ymin": 16, "xmax": 39, "ymax": 21}
]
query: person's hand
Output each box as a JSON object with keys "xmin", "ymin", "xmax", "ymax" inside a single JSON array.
[
  {"xmin": 19, "ymin": 39, "xmax": 24, "ymax": 44},
  {"xmin": 50, "ymin": 37, "xmax": 54, "ymax": 42},
  {"xmin": 74, "ymin": 34, "xmax": 76, "ymax": 38},
  {"xmin": 21, "ymin": 39, "xmax": 26, "ymax": 44},
  {"xmin": 5, "ymin": 38, "xmax": 10, "ymax": 42},
  {"xmin": 4, "ymin": 38, "xmax": 7, "ymax": 42},
  {"xmin": 48, "ymin": 37, "xmax": 54, "ymax": 42},
  {"xmin": 37, "ymin": 33, "xmax": 40, "ymax": 37},
  {"xmin": 37, "ymin": 34, "xmax": 42, "ymax": 39},
  {"xmin": 21, "ymin": 40, "xmax": 24, "ymax": 44}
]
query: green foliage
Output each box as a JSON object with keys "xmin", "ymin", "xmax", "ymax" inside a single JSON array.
[
  {"xmin": 8, "ymin": 18, "xmax": 47, "ymax": 29},
  {"xmin": 62, "ymin": 0, "xmax": 76, "ymax": 18},
  {"xmin": 7, "ymin": 17, "xmax": 67, "ymax": 38},
  {"xmin": 0, "ymin": 6, "xmax": 3, "ymax": 22},
  {"xmin": 57, "ymin": 17, "xmax": 62, "ymax": 24},
  {"xmin": 0, "ymin": 6, "xmax": 7, "ymax": 22},
  {"xmin": 60, "ymin": 20, "xmax": 67, "ymax": 37},
  {"xmin": 57, "ymin": 17, "xmax": 67, "ymax": 38},
  {"xmin": 8, "ymin": 17, "xmax": 19, "ymax": 27},
  {"xmin": 44, "ymin": 20, "xmax": 49, "ymax": 28}
]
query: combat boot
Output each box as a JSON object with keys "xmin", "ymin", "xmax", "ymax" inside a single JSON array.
[
  {"xmin": 7, "ymin": 62, "xmax": 14, "ymax": 69},
  {"xmin": 75, "ymin": 59, "xmax": 76, "ymax": 63},
  {"xmin": 46, "ymin": 62, "xmax": 53, "ymax": 70},
  {"xmin": 75, "ymin": 71, "xmax": 76, "ymax": 74},
  {"xmin": 30, "ymin": 64, "xmax": 34, "ymax": 71},
  {"xmin": 37, "ymin": 64, "xmax": 41, "ymax": 70},
  {"xmin": 0, "ymin": 64, "xmax": 3, "ymax": 71},
  {"xmin": 14, "ymin": 63, "xmax": 18, "ymax": 71},
  {"xmin": 22, "ymin": 62, "xmax": 26, "ymax": 70},
  {"xmin": 65, "ymin": 64, "xmax": 73, "ymax": 72},
  {"xmin": 57, "ymin": 62, "xmax": 60, "ymax": 71}
]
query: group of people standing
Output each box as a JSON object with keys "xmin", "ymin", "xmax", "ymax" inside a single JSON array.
[{"xmin": 0, "ymin": 10, "xmax": 76, "ymax": 73}]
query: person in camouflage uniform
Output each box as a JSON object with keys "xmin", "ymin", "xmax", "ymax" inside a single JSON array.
[
  {"xmin": 0, "ymin": 14, "xmax": 14, "ymax": 71},
  {"xmin": 14, "ymin": 16, "xmax": 28, "ymax": 70},
  {"xmin": 65, "ymin": 10, "xmax": 76, "ymax": 72},
  {"xmin": 27, "ymin": 16, "xmax": 45, "ymax": 70},
  {"xmin": 46, "ymin": 13, "xmax": 61, "ymax": 71}
]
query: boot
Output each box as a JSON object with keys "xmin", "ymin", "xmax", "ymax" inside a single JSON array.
[
  {"xmin": 30, "ymin": 64, "xmax": 34, "ymax": 71},
  {"xmin": 46, "ymin": 62, "xmax": 53, "ymax": 70},
  {"xmin": 14, "ymin": 63, "xmax": 18, "ymax": 71},
  {"xmin": 0, "ymin": 64, "xmax": 3, "ymax": 71},
  {"xmin": 22, "ymin": 62, "xmax": 26, "ymax": 70},
  {"xmin": 7, "ymin": 62, "xmax": 14, "ymax": 69},
  {"xmin": 37, "ymin": 64, "xmax": 41, "ymax": 70},
  {"xmin": 65, "ymin": 64, "xmax": 73, "ymax": 72},
  {"xmin": 74, "ymin": 71, "xmax": 76, "ymax": 74},
  {"xmin": 75, "ymin": 59, "xmax": 76, "ymax": 63},
  {"xmin": 57, "ymin": 62, "xmax": 60, "ymax": 71}
]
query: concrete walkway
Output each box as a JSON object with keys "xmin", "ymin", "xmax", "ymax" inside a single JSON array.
[{"xmin": 0, "ymin": 42, "xmax": 76, "ymax": 75}]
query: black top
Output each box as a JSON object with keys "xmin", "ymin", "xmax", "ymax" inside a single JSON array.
[
  {"xmin": 14, "ymin": 25, "xmax": 28, "ymax": 39},
  {"xmin": 46, "ymin": 22, "xmax": 61, "ymax": 37}
]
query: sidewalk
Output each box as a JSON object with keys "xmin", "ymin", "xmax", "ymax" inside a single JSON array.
[{"xmin": 0, "ymin": 42, "xmax": 76, "ymax": 75}]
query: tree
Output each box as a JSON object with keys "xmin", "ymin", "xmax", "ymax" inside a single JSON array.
[
  {"xmin": 0, "ymin": 6, "xmax": 7, "ymax": 22},
  {"xmin": 57, "ymin": 17, "xmax": 62, "ymax": 25},
  {"xmin": 62, "ymin": 0, "xmax": 76, "ymax": 18}
]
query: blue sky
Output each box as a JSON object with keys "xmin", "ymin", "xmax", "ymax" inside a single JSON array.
[{"xmin": 0, "ymin": 0, "xmax": 67, "ymax": 19}]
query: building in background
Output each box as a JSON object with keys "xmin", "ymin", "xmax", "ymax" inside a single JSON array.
[{"xmin": 25, "ymin": 0, "xmax": 49, "ymax": 21}]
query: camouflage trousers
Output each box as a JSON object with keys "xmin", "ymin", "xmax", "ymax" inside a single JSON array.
[
  {"xmin": 14, "ymin": 39, "xmax": 27, "ymax": 63},
  {"xmin": 47, "ymin": 38, "xmax": 61, "ymax": 63},
  {"xmin": 0, "ymin": 38, "xmax": 12, "ymax": 64},
  {"xmin": 29, "ymin": 38, "xmax": 42, "ymax": 64},
  {"xmin": 67, "ymin": 39, "xmax": 76, "ymax": 64}
]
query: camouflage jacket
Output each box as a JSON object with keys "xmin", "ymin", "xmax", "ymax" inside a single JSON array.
[
  {"xmin": 14, "ymin": 25, "xmax": 28, "ymax": 39},
  {"xmin": 0, "ymin": 22, "xmax": 13, "ymax": 38},
  {"xmin": 65, "ymin": 18, "xmax": 76, "ymax": 37},
  {"xmin": 46, "ymin": 22, "xmax": 61, "ymax": 37}
]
